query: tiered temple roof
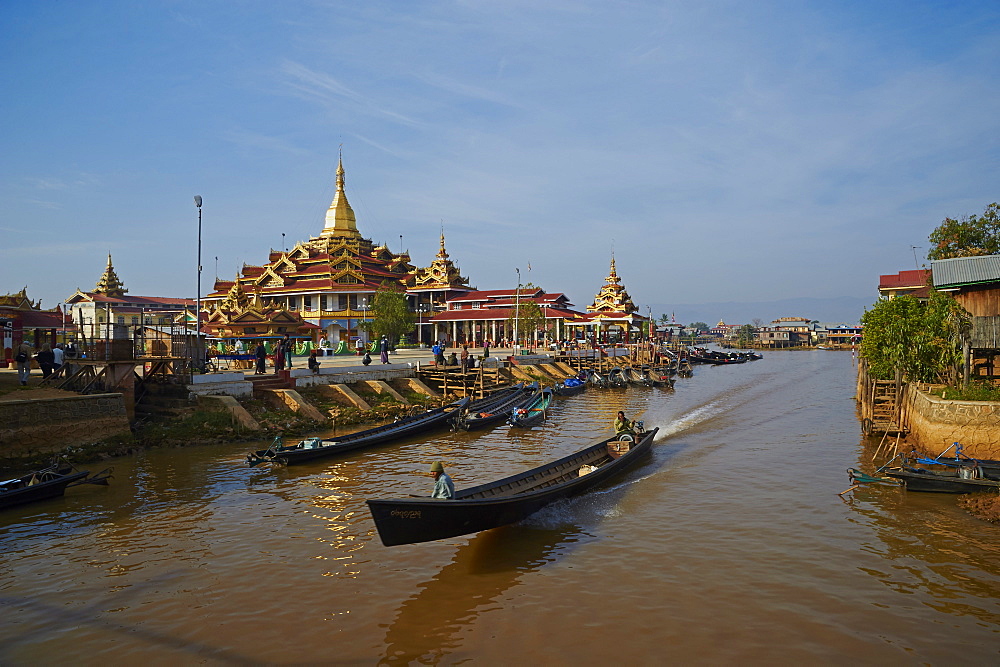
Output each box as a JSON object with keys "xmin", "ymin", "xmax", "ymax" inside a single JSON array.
[
  {"xmin": 586, "ymin": 255, "xmax": 638, "ymax": 317},
  {"xmin": 94, "ymin": 253, "xmax": 128, "ymax": 298},
  {"xmin": 204, "ymin": 156, "xmax": 472, "ymax": 310}
]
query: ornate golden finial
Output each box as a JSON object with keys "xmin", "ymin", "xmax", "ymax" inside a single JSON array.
[
  {"xmin": 321, "ymin": 151, "xmax": 360, "ymax": 239},
  {"xmin": 94, "ymin": 252, "xmax": 128, "ymax": 297}
]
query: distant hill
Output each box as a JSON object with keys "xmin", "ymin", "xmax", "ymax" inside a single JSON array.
[{"xmin": 648, "ymin": 296, "xmax": 873, "ymax": 327}]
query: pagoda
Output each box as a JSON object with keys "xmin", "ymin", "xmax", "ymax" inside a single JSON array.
[
  {"xmin": 94, "ymin": 254, "xmax": 128, "ymax": 298},
  {"xmin": 203, "ymin": 155, "xmax": 473, "ymax": 346},
  {"xmin": 578, "ymin": 254, "xmax": 645, "ymax": 343},
  {"xmin": 65, "ymin": 254, "xmax": 194, "ymax": 336}
]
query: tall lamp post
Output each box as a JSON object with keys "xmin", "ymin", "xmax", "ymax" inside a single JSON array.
[
  {"xmin": 514, "ymin": 267, "xmax": 521, "ymax": 350},
  {"xmin": 194, "ymin": 195, "xmax": 203, "ymax": 369},
  {"xmin": 417, "ymin": 304, "xmax": 427, "ymax": 346},
  {"xmin": 360, "ymin": 298, "xmax": 369, "ymax": 345}
]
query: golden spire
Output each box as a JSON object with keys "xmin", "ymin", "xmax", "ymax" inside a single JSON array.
[
  {"xmin": 94, "ymin": 252, "xmax": 128, "ymax": 298},
  {"xmin": 320, "ymin": 149, "xmax": 361, "ymax": 239}
]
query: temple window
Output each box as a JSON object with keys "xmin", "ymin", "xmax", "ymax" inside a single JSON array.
[{"xmin": 304, "ymin": 296, "xmax": 312, "ymax": 310}]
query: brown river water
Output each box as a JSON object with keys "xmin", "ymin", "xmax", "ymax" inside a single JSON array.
[{"xmin": 3, "ymin": 350, "xmax": 1000, "ymax": 664}]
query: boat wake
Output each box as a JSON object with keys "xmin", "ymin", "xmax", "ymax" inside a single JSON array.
[{"xmin": 652, "ymin": 399, "xmax": 726, "ymax": 440}]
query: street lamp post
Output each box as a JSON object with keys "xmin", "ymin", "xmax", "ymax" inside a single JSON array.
[
  {"xmin": 417, "ymin": 304, "xmax": 426, "ymax": 346},
  {"xmin": 194, "ymin": 195, "xmax": 203, "ymax": 370},
  {"xmin": 514, "ymin": 267, "xmax": 521, "ymax": 350},
  {"xmin": 360, "ymin": 298, "xmax": 368, "ymax": 344}
]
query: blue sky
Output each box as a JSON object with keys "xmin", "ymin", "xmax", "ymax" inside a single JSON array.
[{"xmin": 2, "ymin": 1, "xmax": 998, "ymax": 323}]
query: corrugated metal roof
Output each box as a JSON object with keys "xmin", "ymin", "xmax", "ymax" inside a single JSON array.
[{"xmin": 931, "ymin": 254, "xmax": 1000, "ymax": 288}]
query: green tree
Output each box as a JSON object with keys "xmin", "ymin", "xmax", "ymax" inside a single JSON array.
[
  {"xmin": 927, "ymin": 202, "xmax": 1000, "ymax": 260},
  {"xmin": 507, "ymin": 299, "xmax": 545, "ymax": 348},
  {"xmin": 366, "ymin": 282, "xmax": 415, "ymax": 344},
  {"xmin": 688, "ymin": 321, "xmax": 709, "ymax": 332},
  {"xmin": 506, "ymin": 282, "xmax": 547, "ymax": 348},
  {"xmin": 859, "ymin": 292, "xmax": 970, "ymax": 383},
  {"xmin": 736, "ymin": 324, "xmax": 755, "ymax": 347}
]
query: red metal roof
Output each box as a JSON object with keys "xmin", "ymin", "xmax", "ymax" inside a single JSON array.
[{"xmin": 879, "ymin": 269, "xmax": 931, "ymax": 290}]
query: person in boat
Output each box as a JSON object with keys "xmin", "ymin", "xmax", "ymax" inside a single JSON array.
[
  {"xmin": 614, "ymin": 411, "xmax": 635, "ymax": 437},
  {"xmin": 429, "ymin": 461, "xmax": 454, "ymax": 499}
]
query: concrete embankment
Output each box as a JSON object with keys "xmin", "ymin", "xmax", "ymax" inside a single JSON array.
[{"xmin": 902, "ymin": 384, "xmax": 1000, "ymax": 458}]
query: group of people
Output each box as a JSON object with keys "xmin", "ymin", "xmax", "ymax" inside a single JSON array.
[
  {"xmin": 12, "ymin": 339, "xmax": 78, "ymax": 386},
  {"xmin": 430, "ymin": 342, "xmax": 483, "ymax": 371}
]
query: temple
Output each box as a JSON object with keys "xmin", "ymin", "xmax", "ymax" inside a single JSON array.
[
  {"xmin": 65, "ymin": 254, "xmax": 195, "ymax": 336},
  {"xmin": 567, "ymin": 254, "xmax": 647, "ymax": 343},
  {"xmin": 202, "ymin": 156, "xmax": 474, "ymax": 345}
]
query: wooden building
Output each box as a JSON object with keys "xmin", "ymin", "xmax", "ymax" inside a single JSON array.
[{"xmin": 932, "ymin": 254, "xmax": 1000, "ymax": 382}]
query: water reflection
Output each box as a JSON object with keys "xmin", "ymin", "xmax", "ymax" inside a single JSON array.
[
  {"xmin": 380, "ymin": 524, "xmax": 582, "ymax": 665},
  {"xmin": 845, "ymin": 433, "xmax": 1000, "ymax": 628}
]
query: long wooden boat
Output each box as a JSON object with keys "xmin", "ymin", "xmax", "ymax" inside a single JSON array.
[
  {"xmin": 246, "ymin": 397, "xmax": 470, "ymax": 466},
  {"xmin": 648, "ymin": 366, "xmax": 675, "ymax": 388},
  {"xmin": 606, "ymin": 366, "xmax": 628, "ymax": 387},
  {"xmin": 0, "ymin": 462, "xmax": 112, "ymax": 510},
  {"xmin": 508, "ymin": 387, "xmax": 554, "ymax": 428},
  {"xmin": 588, "ymin": 371, "xmax": 609, "ymax": 388},
  {"xmin": 624, "ymin": 366, "xmax": 652, "ymax": 387},
  {"xmin": 367, "ymin": 426, "xmax": 659, "ymax": 546},
  {"xmin": 452, "ymin": 383, "xmax": 535, "ymax": 431},
  {"xmin": 553, "ymin": 376, "xmax": 587, "ymax": 396},
  {"xmin": 884, "ymin": 465, "xmax": 1000, "ymax": 493}
]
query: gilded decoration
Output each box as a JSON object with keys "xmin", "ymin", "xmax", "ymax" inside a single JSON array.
[
  {"xmin": 94, "ymin": 253, "xmax": 128, "ymax": 298},
  {"xmin": 587, "ymin": 255, "xmax": 637, "ymax": 315}
]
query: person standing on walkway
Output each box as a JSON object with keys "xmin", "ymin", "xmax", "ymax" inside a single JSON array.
[
  {"xmin": 274, "ymin": 339, "xmax": 285, "ymax": 372},
  {"xmin": 380, "ymin": 335, "xmax": 390, "ymax": 364},
  {"xmin": 460, "ymin": 345, "xmax": 469, "ymax": 372},
  {"xmin": 36, "ymin": 343, "xmax": 55, "ymax": 379},
  {"xmin": 431, "ymin": 342, "xmax": 442, "ymax": 367},
  {"xmin": 255, "ymin": 341, "xmax": 267, "ymax": 375},
  {"xmin": 14, "ymin": 339, "xmax": 32, "ymax": 385},
  {"xmin": 281, "ymin": 334, "xmax": 294, "ymax": 369},
  {"xmin": 52, "ymin": 343, "xmax": 65, "ymax": 377}
]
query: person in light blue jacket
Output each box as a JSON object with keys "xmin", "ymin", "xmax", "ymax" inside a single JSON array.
[{"xmin": 429, "ymin": 461, "xmax": 454, "ymax": 499}]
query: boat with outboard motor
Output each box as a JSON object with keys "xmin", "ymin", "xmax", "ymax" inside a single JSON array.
[
  {"xmin": 452, "ymin": 383, "xmax": 536, "ymax": 431},
  {"xmin": 366, "ymin": 425, "xmax": 659, "ymax": 546},
  {"xmin": 553, "ymin": 373, "xmax": 588, "ymax": 396},
  {"xmin": 0, "ymin": 461, "xmax": 112, "ymax": 510},
  {"xmin": 508, "ymin": 387, "xmax": 554, "ymax": 427},
  {"xmin": 246, "ymin": 397, "xmax": 470, "ymax": 466}
]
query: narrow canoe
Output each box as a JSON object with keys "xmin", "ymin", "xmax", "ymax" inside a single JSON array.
[
  {"xmin": 0, "ymin": 462, "xmax": 109, "ymax": 510},
  {"xmin": 884, "ymin": 465, "xmax": 1000, "ymax": 493},
  {"xmin": 246, "ymin": 397, "xmax": 470, "ymax": 466}
]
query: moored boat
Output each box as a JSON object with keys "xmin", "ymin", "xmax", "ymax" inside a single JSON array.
[
  {"xmin": 553, "ymin": 375, "xmax": 587, "ymax": 396},
  {"xmin": 648, "ymin": 366, "xmax": 675, "ymax": 388},
  {"xmin": 246, "ymin": 397, "xmax": 470, "ymax": 466},
  {"xmin": 606, "ymin": 366, "xmax": 628, "ymax": 387},
  {"xmin": 366, "ymin": 426, "xmax": 659, "ymax": 546},
  {"xmin": 508, "ymin": 387, "xmax": 554, "ymax": 427},
  {"xmin": 884, "ymin": 465, "xmax": 1000, "ymax": 493},
  {"xmin": 0, "ymin": 461, "xmax": 112, "ymax": 510},
  {"xmin": 624, "ymin": 366, "xmax": 652, "ymax": 387},
  {"xmin": 453, "ymin": 383, "xmax": 536, "ymax": 431}
]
